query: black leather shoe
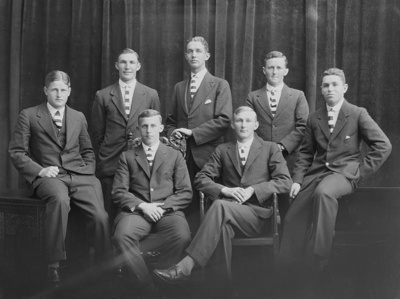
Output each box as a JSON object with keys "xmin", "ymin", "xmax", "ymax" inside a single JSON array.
[
  {"xmin": 153, "ymin": 265, "xmax": 190, "ymax": 284},
  {"xmin": 47, "ymin": 267, "xmax": 61, "ymax": 287}
]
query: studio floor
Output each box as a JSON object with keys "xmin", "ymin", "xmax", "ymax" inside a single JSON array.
[{"xmin": 1, "ymin": 241, "xmax": 400, "ymax": 299}]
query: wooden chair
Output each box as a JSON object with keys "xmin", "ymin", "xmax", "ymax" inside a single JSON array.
[{"xmin": 199, "ymin": 191, "xmax": 281, "ymax": 282}]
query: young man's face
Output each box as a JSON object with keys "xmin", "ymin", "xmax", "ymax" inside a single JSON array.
[
  {"xmin": 44, "ymin": 80, "xmax": 71, "ymax": 109},
  {"xmin": 263, "ymin": 57, "xmax": 288, "ymax": 87},
  {"xmin": 185, "ymin": 41, "xmax": 210, "ymax": 73},
  {"xmin": 137, "ymin": 115, "xmax": 164, "ymax": 147},
  {"xmin": 115, "ymin": 53, "xmax": 141, "ymax": 83},
  {"xmin": 321, "ymin": 75, "xmax": 348, "ymax": 107},
  {"xmin": 231, "ymin": 110, "xmax": 259, "ymax": 143}
]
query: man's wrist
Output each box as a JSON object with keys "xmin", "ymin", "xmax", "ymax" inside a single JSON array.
[{"xmin": 278, "ymin": 143, "xmax": 285, "ymax": 152}]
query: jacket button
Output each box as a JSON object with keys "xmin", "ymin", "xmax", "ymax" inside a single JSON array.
[
  {"xmin": 325, "ymin": 162, "xmax": 329, "ymax": 166},
  {"xmin": 150, "ymin": 188, "xmax": 154, "ymax": 192}
]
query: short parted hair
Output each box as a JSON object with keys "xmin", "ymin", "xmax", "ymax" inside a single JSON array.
[
  {"xmin": 322, "ymin": 68, "xmax": 346, "ymax": 84},
  {"xmin": 138, "ymin": 109, "xmax": 162, "ymax": 125},
  {"xmin": 116, "ymin": 48, "xmax": 140, "ymax": 63},
  {"xmin": 186, "ymin": 36, "xmax": 209, "ymax": 53},
  {"xmin": 261, "ymin": 51, "xmax": 288, "ymax": 68},
  {"xmin": 233, "ymin": 106, "xmax": 257, "ymax": 121},
  {"xmin": 45, "ymin": 70, "xmax": 71, "ymax": 88}
]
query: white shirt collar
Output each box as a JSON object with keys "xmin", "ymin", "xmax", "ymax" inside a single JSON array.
[
  {"xmin": 266, "ymin": 83, "xmax": 284, "ymax": 92},
  {"xmin": 237, "ymin": 137, "xmax": 254, "ymax": 149},
  {"xmin": 142, "ymin": 141, "xmax": 160, "ymax": 153},
  {"xmin": 47, "ymin": 102, "xmax": 65, "ymax": 117},
  {"xmin": 119, "ymin": 78, "xmax": 137, "ymax": 89},
  {"xmin": 191, "ymin": 68, "xmax": 208, "ymax": 81},
  {"xmin": 327, "ymin": 97, "xmax": 345, "ymax": 112}
]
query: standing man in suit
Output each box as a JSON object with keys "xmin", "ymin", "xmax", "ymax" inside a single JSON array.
[
  {"xmin": 165, "ymin": 36, "xmax": 233, "ymax": 231},
  {"xmin": 279, "ymin": 68, "xmax": 392, "ymax": 275},
  {"xmin": 246, "ymin": 51, "xmax": 309, "ymax": 173},
  {"xmin": 9, "ymin": 70, "xmax": 111, "ymax": 286},
  {"xmin": 112, "ymin": 110, "xmax": 192, "ymax": 291},
  {"xmin": 92, "ymin": 48, "xmax": 160, "ymax": 223},
  {"xmin": 154, "ymin": 106, "xmax": 292, "ymax": 285}
]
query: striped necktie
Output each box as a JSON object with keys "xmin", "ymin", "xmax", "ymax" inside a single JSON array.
[
  {"xmin": 328, "ymin": 108, "xmax": 335, "ymax": 133},
  {"xmin": 190, "ymin": 75, "xmax": 197, "ymax": 98},
  {"xmin": 269, "ymin": 88, "xmax": 277, "ymax": 117},
  {"xmin": 146, "ymin": 148, "xmax": 154, "ymax": 168},
  {"xmin": 53, "ymin": 111, "xmax": 62, "ymax": 130},
  {"xmin": 239, "ymin": 145, "xmax": 247, "ymax": 166},
  {"xmin": 124, "ymin": 85, "xmax": 131, "ymax": 118}
]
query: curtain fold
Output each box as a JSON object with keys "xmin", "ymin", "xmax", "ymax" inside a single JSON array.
[{"xmin": 1, "ymin": 0, "xmax": 399, "ymax": 190}]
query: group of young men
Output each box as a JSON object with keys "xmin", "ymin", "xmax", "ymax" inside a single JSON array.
[{"xmin": 8, "ymin": 36, "xmax": 392, "ymax": 295}]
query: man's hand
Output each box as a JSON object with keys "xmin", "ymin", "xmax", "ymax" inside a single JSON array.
[
  {"xmin": 172, "ymin": 128, "xmax": 193, "ymax": 139},
  {"xmin": 38, "ymin": 166, "xmax": 59, "ymax": 178},
  {"xmin": 221, "ymin": 186, "xmax": 254, "ymax": 204},
  {"xmin": 138, "ymin": 202, "xmax": 165, "ymax": 222},
  {"xmin": 290, "ymin": 183, "xmax": 301, "ymax": 199}
]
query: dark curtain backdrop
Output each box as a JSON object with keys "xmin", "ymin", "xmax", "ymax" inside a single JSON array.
[{"xmin": 1, "ymin": 0, "xmax": 399, "ymax": 190}]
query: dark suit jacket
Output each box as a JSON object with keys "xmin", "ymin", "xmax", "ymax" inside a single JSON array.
[
  {"xmin": 9, "ymin": 102, "xmax": 95, "ymax": 186},
  {"xmin": 92, "ymin": 81, "xmax": 160, "ymax": 177},
  {"xmin": 194, "ymin": 135, "xmax": 292, "ymax": 218},
  {"xmin": 246, "ymin": 85, "xmax": 309, "ymax": 160},
  {"xmin": 165, "ymin": 72, "xmax": 232, "ymax": 169},
  {"xmin": 112, "ymin": 143, "xmax": 192, "ymax": 225},
  {"xmin": 293, "ymin": 99, "xmax": 392, "ymax": 187}
]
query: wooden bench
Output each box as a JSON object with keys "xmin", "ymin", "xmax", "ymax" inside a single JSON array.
[{"xmin": 0, "ymin": 191, "xmax": 91, "ymax": 295}]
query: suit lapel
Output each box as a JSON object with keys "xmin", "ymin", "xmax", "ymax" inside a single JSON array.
[
  {"xmin": 65, "ymin": 106, "xmax": 78, "ymax": 147},
  {"xmin": 274, "ymin": 85, "xmax": 290, "ymax": 118},
  {"xmin": 128, "ymin": 82, "xmax": 146, "ymax": 122},
  {"xmin": 151, "ymin": 143, "xmax": 167, "ymax": 174},
  {"xmin": 190, "ymin": 72, "xmax": 214, "ymax": 113},
  {"xmin": 242, "ymin": 137, "xmax": 262, "ymax": 175},
  {"xmin": 110, "ymin": 83, "xmax": 127, "ymax": 120},
  {"xmin": 255, "ymin": 86, "xmax": 273, "ymax": 118},
  {"xmin": 317, "ymin": 107, "xmax": 331, "ymax": 140},
  {"xmin": 330, "ymin": 100, "xmax": 350, "ymax": 141},
  {"xmin": 227, "ymin": 142, "xmax": 242, "ymax": 177},
  {"xmin": 135, "ymin": 146, "xmax": 151, "ymax": 178},
  {"xmin": 37, "ymin": 103, "xmax": 62, "ymax": 147},
  {"xmin": 178, "ymin": 79, "xmax": 190, "ymax": 115}
]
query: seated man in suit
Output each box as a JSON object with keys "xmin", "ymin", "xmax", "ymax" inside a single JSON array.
[
  {"xmin": 112, "ymin": 109, "xmax": 192, "ymax": 290},
  {"xmin": 279, "ymin": 68, "xmax": 392, "ymax": 276},
  {"xmin": 8, "ymin": 70, "xmax": 112, "ymax": 287},
  {"xmin": 153, "ymin": 106, "xmax": 292, "ymax": 285},
  {"xmin": 246, "ymin": 50, "xmax": 309, "ymax": 174}
]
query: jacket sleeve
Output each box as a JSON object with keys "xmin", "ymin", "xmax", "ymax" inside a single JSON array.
[
  {"xmin": 292, "ymin": 116, "xmax": 317, "ymax": 184},
  {"xmin": 358, "ymin": 108, "xmax": 392, "ymax": 178},
  {"xmin": 91, "ymin": 91, "xmax": 106, "ymax": 156},
  {"xmin": 8, "ymin": 110, "xmax": 43, "ymax": 183},
  {"xmin": 78, "ymin": 113, "xmax": 96, "ymax": 172},
  {"xmin": 279, "ymin": 91, "xmax": 309, "ymax": 154}
]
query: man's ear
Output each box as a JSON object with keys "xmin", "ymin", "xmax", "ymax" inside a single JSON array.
[
  {"xmin": 115, "ymin": 61, "xmax": 119, "ymax": 70},
  {"xmin": 159, "ymin": 124, "xmax": 164, "ymax": 133},
  {"xmin": 284, "ymin": 68, "xmax": 289, "ymax": 77},
  {"xmin": 136, "ymin": 62, "xmax": 141, "ymax": 71},
  {"xmin": 231, "ymin": 121, "xmax": 235, "ymax": 130},
  {"xmin": 343, "ymin": 83, "xmax": 349, "ymax": 93},
  {"xmin": 254, "ymin": 121, "xmax": 259, "ymax": 131},
  {"xmin": 43, "ymin": 86, "xmax": 48, "ymax": 95},
  {"xmin": 205, "ymin": 52, "xmax": 211, "ymax": 61}
]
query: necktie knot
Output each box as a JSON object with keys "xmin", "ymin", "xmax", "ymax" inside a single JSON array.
[
  {"xmin": 53, "ymin": 111, "xmax": 62, "ymax": 130},
  {"xmin": 239, "ymin": 144, "xmax": 247, "ymax": 166}
]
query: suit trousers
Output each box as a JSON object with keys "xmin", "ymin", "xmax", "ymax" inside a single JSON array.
[
  {"xmin": 279, "ymin": 172, "xmax": 353, "ymax": 266},
  {"xmin": 99, "ymin": 175, "xmax": 116, "ymax": 225},
  {"xmin": 186, "ymin": 200, "xmax": 266, "ymax": 280},
  {"xmin": 113, "ymin": 212, "xmax": 191, "ymax": 285},
  {"xmin": 34, "ymin": 173, "xmax": 112, "ymax": 263}
]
